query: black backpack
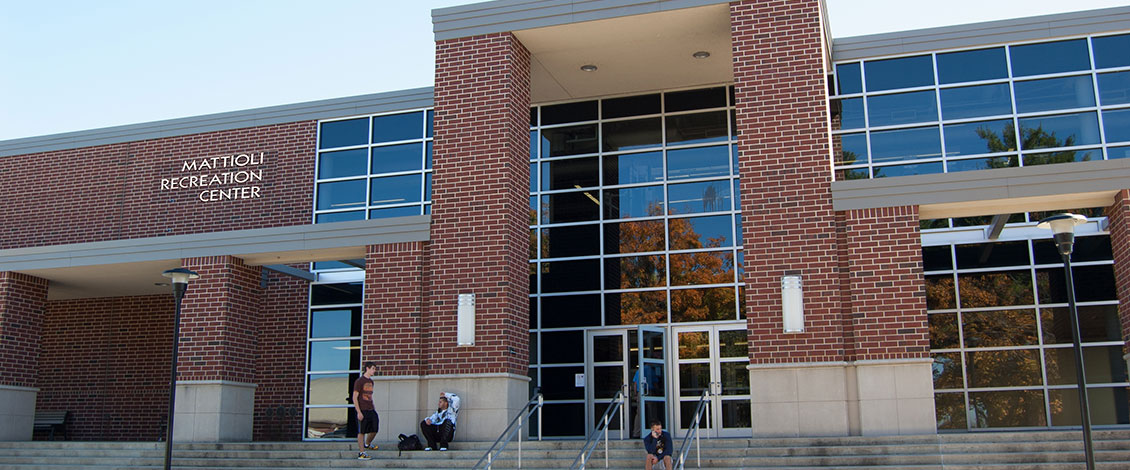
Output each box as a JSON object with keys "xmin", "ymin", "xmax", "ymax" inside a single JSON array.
[{"xmin": 397, "ymin": 433, "xmax": 424, "ymax": 456}]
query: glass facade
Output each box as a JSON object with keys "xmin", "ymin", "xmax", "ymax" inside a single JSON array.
[
  {"xmin": 304, "ymin": 282, "xmax": 364, "ymax": 439},
  {"xmin": 528, "ymin": 86, "xmax": 745, "ymax": 436},
  {"xmin": 832, "ymin": 33, "xmax": 1130, "ymax": 180},
  {"xmin": 314, "ymin": 110, "xmax": 433, "ymax": 223},
  {"xmin": 925, "ymin": 228, "xmax": 1129, "ymax": 430}
]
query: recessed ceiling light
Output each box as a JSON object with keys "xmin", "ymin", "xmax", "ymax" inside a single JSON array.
[
  {"xmin": 580, "ymin": 64, "xmax": 598, "ymax": 72},
  {"xmin": 693, "ymin": 51, "xmax": 711, "ymax": 59}
]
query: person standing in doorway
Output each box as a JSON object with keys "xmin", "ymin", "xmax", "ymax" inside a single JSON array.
[{"xmin": 352, "ymin": 362, "xmax": 379, "ymax": 459}]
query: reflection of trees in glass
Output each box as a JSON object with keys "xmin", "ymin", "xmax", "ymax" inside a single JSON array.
[
  {"xmin": 957, "ymin": 271, "xmax": 1033, "ymax": 308},
  {"xmin": 970, "ymin": 390, "xmax": 1046, "ymax": 428},
  {"xmin": 925, "ymin": 275, "xmax": 955, "ymax": 310},
  {"xmin": 962, "ymin": 310, "xmax": 1037, "ymax": 348},
  {"xmin": 976, "ymin": 122, "xmax": 1091, "ymax": 166}
]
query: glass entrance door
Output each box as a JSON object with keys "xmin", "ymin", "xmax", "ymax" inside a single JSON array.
[
  {"xmin": 673, "ymin": 324, "xmax": 751, "ymax": 437},
  {"xmin": 636, "ymin": 326, "xmax": 668, "ymax": 436},
  {"xmin": 585, "ymin": 329, "xmax": 628, "ymax": 436}
]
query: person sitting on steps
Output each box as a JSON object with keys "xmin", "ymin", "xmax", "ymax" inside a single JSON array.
[{"xmin": 420, "ymin": 394, "xmax": 457, "ymax": 451}]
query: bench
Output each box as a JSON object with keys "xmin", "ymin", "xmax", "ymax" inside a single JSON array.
[{"xmin": 33, "ymin": 411, "xmax": 70, "ymax": 441}]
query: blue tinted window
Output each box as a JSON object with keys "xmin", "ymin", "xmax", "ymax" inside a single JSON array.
[
  {"xmin": 541, "ymin": 124, "xmax": 598, "ymax": 157},
  {"xmin": 316, "ymin": 179, "xmax": 366, "ymax": 211},
  {"xmin": 668, "ymin": 180, "xmax": 731, "ymax": 215},
  {"xmin": 669, "ymin": 215, "xmax": 733, "ymax": 250},
  {"xmin": 947, "ymin": 156, "xmax": 1017, "ymax": 172},
  {"xmin": 872, "ymin": 162, "xmax": 943, "ymax": 178},
  {"xmin": 319, "ymin": 118, "xmax": 368, "ymax": 149},
  {"xmin": 529, "ymin": 163, "xmax": 538, "ymax": 192},
  {"xmin": 667, "ymin": 145, "xmax": 729, "ymax": 180},
  {"xmin": 603, "ymin": 185, "xmax": 664, "ymax": 219},
  {"xmin": 370, "ymin": 142, "xmax": 423, "ymax": 174},
  {"xmin": 315, "ymin": 211, "xmax": 365, "ymax": 224},
  {"xmin": 1098, "ymin": 72, "xmax": 1130, "ymax": 105},
  {"xmin": 318, "ymin": 149, "xmax": 368, "ymax": 179},
  {"xmin": 839, "ymin": 98, "xmax": 865, "ymax": 129},
  {"xmin": 311, "ymin": 309, "xmax": 358, "ymax": 338},
  {"xmin": 1093, "ymin": 34, "xmax": 1130, "ymax": 69},
  {"xmin": 1109, "ymin": 146, "xmax": 1130, "ymax": 159},
  {"xmin": 542, "ymin": 157, "xmax": 598, "ymax": 191},
  {"xmin": 870, "ymin": 127, "xmax": 942, "ymax": 163},
  {"xmin": 944, "ymin": 119, "xmax": 1015, "ymax": 156},
  {"xmin": 864, "ymin": 55, "xmax": 933, "ymax": 92},
  {"xmin": 426, "ymin": 110, "xmax": 434, "ymax": 137},
  {"xmin": 1010, "ymin": 39, "xmax": 1090, "ymax": 77},
  {"xmin": 1013, "ymin": 76, "xmax": 1095, "ymax": 113},
  {"xmin": 542, "ymin": 192, "xmax": 600, "ymax": 223},
  {"xmin": 603, "ymin": 118, "xmax": 661, "ymax": 152},
  {"xmin": 603, "ymin": 151, "xmax": 663, "ymax": 185},
  {"xmin": 426, "ymin": 141, "xmax": 433, "ymax": 169},
  {"xmin": 937, "ymin": 47, "xmax": 1007, "ymax": 84},
  {"xmin": 372, "ymin": 111, "xmax": 422, "ymax": 143},
  {"xmin": 867, "ymin": 90, "xmax": 938, "ymax": 127},
  {"xmin": 370, "ymin": 206, "xmax": 422, "ymax": 219},
  {"xmin": 1018, "ymin": 112, "xmax": 1101, "ymax": 149},
  {"xmin": 370, "ymin": 174, "xmax": 422, "ymax": 205},
  {"xmin": 666, "ymin": 111, "xmax": 728, "ymax": 145},
  {"xmin": 940, "ymin": 84, "xmax": 1013, "ymax": 120},
  {"xmin": 1022, "ymin": 149, "xmax": 1101, "ymax": 166},
  {"xmin": 1103, "ymin": 109, "xmax": 1130, "ymax": 143},
  {"xmin": 837, "ymin": 62, "xmax": 862, "ymax": 94},
  {"xmin": 837, "ymin": 133, "xmax": 868, "ymax": 165},
  {"xmin": 309, "ymin": 340, "xmax": 359, "ymax": 371},
  {"xmin": 530, "ymin": 130, "xmax": 538, "ymax": 160},
  {"xmin": 425, "ymin": 173, "xmax": 431, "ymax": 202}
]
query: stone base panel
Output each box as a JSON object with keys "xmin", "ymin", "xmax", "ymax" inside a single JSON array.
[
  {"xmin": 173, "ymin": 381, "xmax": 256, "ymax": 442},
  {"xmin": 749, "ymin": 359, "xmax": 935, "ymax": 437},
  {"xmin": 0, "ymin": 385, "xmax": 38, "ymax": 441},
  {"xmin": 369, "ymin": 373, "xmax": 530, "ymax": 443}
]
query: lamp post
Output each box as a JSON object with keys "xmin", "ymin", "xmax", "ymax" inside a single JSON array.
[
  {"xmin": 1036, "ymin": 213, "xmax": 1094, "ymax": 470},
  {"xmin": 161, "ymin": 267, "xmax": 198, "ymax": 470}
]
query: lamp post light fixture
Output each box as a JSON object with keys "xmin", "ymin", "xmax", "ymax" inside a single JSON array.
[
  {"xmin": 1036, "ymin": 213, "xmax": 1094, "ymax": 470},
  {"xmin": 161, "ymin": 267, "xmax": 199, "ymax": 470}
]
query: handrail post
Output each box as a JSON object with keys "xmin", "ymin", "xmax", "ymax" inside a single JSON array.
[
  {"xmin": 603, "ymin": 413, "xmax": 609, "ymax": 468},
  {"xmin": 537, "ymin": 394, "xmax": 544, "ymax": 441},
  {"xmin": 518, "ymin": 419, "xmax": 523, "ymax": 469}
]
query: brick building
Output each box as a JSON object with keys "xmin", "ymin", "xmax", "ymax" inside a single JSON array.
[{"xmin": 1, "ymin": 0, "xmax": 1128, "ymax": 443}]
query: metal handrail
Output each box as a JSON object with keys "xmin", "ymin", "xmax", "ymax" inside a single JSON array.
[
  {"xmin": 569, "ymin": 389, "xmax": 627, "ymax": 470},
  {"xmin": 472, "ymin": 394, "xmax": 544, "ymax": 470},
  {"xmin": 674, "ymin": 387, "xmax": 711, "ymax": 470}
]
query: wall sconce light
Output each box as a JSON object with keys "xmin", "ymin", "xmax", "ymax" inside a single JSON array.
[
  {"xmin": 782, "ymin": 275, "xmax": 804, "ymax": 333},
  {"xmin": 457, "ymin": 293, "xmax": 475, "ymax": 346}
]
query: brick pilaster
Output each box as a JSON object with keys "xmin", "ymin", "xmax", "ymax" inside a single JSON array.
[
  {"xmin": 177, "ymin": 256, "xmax": 261, "ymax": 382},
  {"xmin": 1107, "ymin": 189, "xmax": 1130, "ymax": 356},
  {"xmin": 429, "ymin": 32, "xmax": 531, "ymax": 376},
  {"xmin": 364, "ymin": 242, "xmax": 425, "ymax": 376},
  {"xmin": 844, "ymin": 206, "xmax": 930, "ymax": 361},
  {"xmin": 0, "ymin": 272, "xmax": 48, "ymax": 387},
  {"xmin": 731, "ymin": 0, "xmax": 843, "ymax": 364}
]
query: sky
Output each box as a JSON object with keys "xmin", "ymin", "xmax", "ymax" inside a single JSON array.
[{"xmin": 1, "ymin": 0, "xmax": 1127, "ymax": 141}]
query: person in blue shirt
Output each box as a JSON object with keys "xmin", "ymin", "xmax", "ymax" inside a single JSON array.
[
  {"xmin": 420, "ymin": 395, "xmax": 456, "ymax": 451},
  {"xmin": 642, "ymin": 420, "xmax": 673, "ymax": 470}
]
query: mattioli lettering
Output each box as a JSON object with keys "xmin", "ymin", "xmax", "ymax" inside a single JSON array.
[{"xmin": 161, "ymin": 152, "xmax": 267, "ymax": 202}]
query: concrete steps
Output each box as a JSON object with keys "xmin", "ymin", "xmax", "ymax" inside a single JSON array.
[{"xmin": 0, "ymin": 429, "xmax": 1127, "ymax": 469}]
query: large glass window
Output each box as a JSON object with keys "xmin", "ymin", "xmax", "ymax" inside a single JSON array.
[
  {"xmin": 530, "ymin": 87, "xmax": 744, "ymax": 436},
  {"xmin": 925, "ymin": 230, "xmax": 1129, "ymax": 430},
  {"xmin": 304, "ymin": 282, "xmax": 364, "ymax": 440},
  {"xmin": 315, "ymin": 110, "xmax": 432, "ymax": 222},
  {"xmin": 833, "ymin": 33, "xmax": 1129, "ymax": 180}
]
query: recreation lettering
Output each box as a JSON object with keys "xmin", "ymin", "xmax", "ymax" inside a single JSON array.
[{"xmin": 160, "ymin": 152, "xmax": 267, "ymax": 202}]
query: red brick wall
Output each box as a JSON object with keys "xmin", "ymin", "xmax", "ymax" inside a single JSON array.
[
  {"xmin": 178, "ymin": 256, "xmax": 261, "ymax": 382},
  {"xmin": 364, "ymin": 242, "xmax": 425, "ymax": 376},
  {"xmin": 0, "ymin": 122, "xmax": 316, "ymax": 251},
  {"xmin": 253, "ymin": 270, "xmax": 309, "ymax": 441},
  {"xmin": 731, "ymin": 0, "xmax": 844, "ymax": 364},
  {"xmin": 1107, "ymin": 190, "xmax": 1130, "ymax": 356},
  {"xmin": 37, "ymin": 295, "xmax": 173, "ymax": 441},
  {"xmin": 429, "ymin": 32, "xmax": 531, "ymax": 375},
  {"xmin": 844, "ymin": 206, "xmax": 929, "ymax": 360},
  {"xmin": 0, "ymin": 272, "xmax": 48, "ymax": 387}
]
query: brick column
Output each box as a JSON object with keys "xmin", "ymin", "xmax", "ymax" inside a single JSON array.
[
  {"xmin": 362, "ymin": 242, "xmax": 425, "ymax": 442},
  {"xmin": 429, "ymin": 31, "xmax": 531, "ymax": 439},
  {"xmin": 844, "ymin": 206, "xmax": 935, "ymax": 435},
  {"xmin": 1107, "ymin": 190, "xmax": 1130, "ymax": 374},
  {"xmin": 174, "ymin": 255, "xmax": 261, "ymax": 441},
  {"xmin": 0, "ymin": 272, "xmax": 48, "ymax": 440},
  {"xmin": 731, "ymin": 0, "xmax": 847, "ymax": 436}
]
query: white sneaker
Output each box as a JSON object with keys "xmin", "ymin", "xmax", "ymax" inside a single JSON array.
[
  {"xmin": 439, "ymin": 447, "xmax": 447, "ymax": 451},
  {"xmin": 424, "ymin": 447, "xmax": 432, "ymax": 451}
]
